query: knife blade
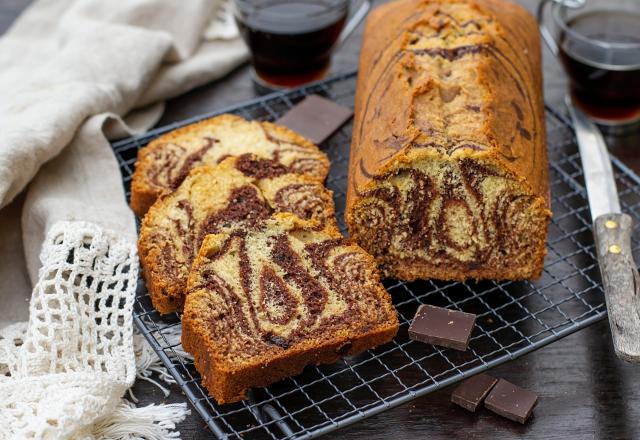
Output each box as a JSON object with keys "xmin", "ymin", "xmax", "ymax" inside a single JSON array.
[
  {"xmin": 566, "ymin": 96, "xmax": 621, "ymax": 219},
  {"xmin": 566, "ymin": 95, "xmax": 640, "ymax": 363}
]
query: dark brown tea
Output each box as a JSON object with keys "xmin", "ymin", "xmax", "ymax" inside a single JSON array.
[
  {"xmin": 235, "ymin": 1, "xmax": 347, "ymax": 88},
  {"xmin": 559, "ymin": 10, "xmax": 640, "ymax": 123}
]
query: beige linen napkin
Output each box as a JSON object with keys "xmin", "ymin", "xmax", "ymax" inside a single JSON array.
[{"xmin": 0, "ymin": 0, "xmax": 247, "ymax": 438}]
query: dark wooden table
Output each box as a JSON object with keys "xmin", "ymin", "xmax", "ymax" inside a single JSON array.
[{"xmin": 3, "ymin": 1, "xmax": 640, "ymax": 439}]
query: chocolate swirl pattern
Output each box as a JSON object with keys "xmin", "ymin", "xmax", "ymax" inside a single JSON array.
[
  {"xmin": 131, "ymin": 114, "xmax": 330, "ymax": 216},
  {"xmin": 274, "ymin": 183, "xmax": 333, "ymax": 225},
  {"xmin": 347, "ymin": 0, "xmax": 550, "ymax": 281},
  {"xmin": 137, "ymin": 155, "xmax": 337, "ymax": 314},
  {"xmin": 181, "ymin": 214, "xmax": 398, "ymax": 404},
  {"xmin": 349, "ymin": 154, "xmax": 549, "ymax": 281}
]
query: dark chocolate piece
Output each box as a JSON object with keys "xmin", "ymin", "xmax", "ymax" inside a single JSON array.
[
  {"xmin": 408, "ymin": 304, "xmax": 476, "ymax": 351},
  {"xmin": 484, "ymin": 378, "xmax": 538, "ymax": 424},
  {"xmin": 451, "ymin": 374, "xmax": 498, "ymax": 412},
  {"xmin": 277, "ymin": 95, "xmax": 353, "ymax": 145}
]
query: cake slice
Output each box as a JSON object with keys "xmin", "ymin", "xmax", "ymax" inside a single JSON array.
[
  {"xmin": 131, "ymin": 114, "xmax": 330, "ymax": 216},
  {"xmin": 138, "ymin": 155, "xmax": 337, "ymax": 314},
  {"xmin": 181, "ymin": 213, "xmax": 399, "ymax": 404}
]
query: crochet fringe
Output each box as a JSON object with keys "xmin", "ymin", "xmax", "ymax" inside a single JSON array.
[
  {"xmin": 1, "ymin": 323, "xmax": 192, "ymax": 440},
  {"xmin": 130, "ymin": 325, "xmax": 192, "ymax": 402},
  {"xmin": 92, "ymin": 400, "xmax": 188, "ymax": 440},
  {"xmin": 113, "ymin": 325, "xmax": 192, "ymax": 439}
]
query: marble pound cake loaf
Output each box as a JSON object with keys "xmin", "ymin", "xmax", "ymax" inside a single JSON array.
[
  {"xmin": 346, "ymin": 0, "xmax": 551, "ymax": 281},
  {"xmin": 131, "ymin": 114, "xmax": 330, "ymax": 217},
  {"xmin": 138, "ymin": 155, "xmax": 337, "ymax": 314},
  {"xmin": 182, "ymin": 214, "xmax": 399, "ymax": 404}
]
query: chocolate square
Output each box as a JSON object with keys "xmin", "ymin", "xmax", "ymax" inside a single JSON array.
[
  {"xmin": 277, "ymin": 94, "xmax": 353, "ymax": 145},
  {"xmin": 485, "ymin": 378, "xmax": 538, "ymax": 424},
  {"xmin": 408, "ymin": 304, "xmax": 476, "ymax": 351},
  {"xmin": 451, "ymin": 374, "xmax": 498, "ymax": 412}
]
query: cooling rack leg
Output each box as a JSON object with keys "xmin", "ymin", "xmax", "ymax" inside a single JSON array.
[
  {"xmin": 262, "ymin": 404, "xmax": 296, "ymax": 438},
  {"xmin": 246, "ymin": 389, "xmax": 265, "ymax": 423},
  {"xmin": 247, "ymin": 390, "xmax": 296, "ymax": 439}
]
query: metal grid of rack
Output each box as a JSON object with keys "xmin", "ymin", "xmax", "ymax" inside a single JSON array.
[{"xmin": 112, "ymin": 71, "xmax": 640, "ymax": 440}]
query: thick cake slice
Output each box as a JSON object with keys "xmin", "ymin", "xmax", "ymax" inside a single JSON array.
[
  {"xmin": 181, "ymin": 213, "xmax": 399, "ymax": 404},
  {"xmin": 131, "ymin": 114, "xmax": 330, "ymax": 217},
  {"xmin": 346, "ymin": 0, "xmax": 551, "ymax": 281},
  {"xmin": 138, "ymin": 155, "xmax": 337, "ymax": 314}
]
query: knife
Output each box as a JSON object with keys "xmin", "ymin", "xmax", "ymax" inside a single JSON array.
[{"xmin": 566, "ymin": 95, "xmax": 640, "ymax": 363}]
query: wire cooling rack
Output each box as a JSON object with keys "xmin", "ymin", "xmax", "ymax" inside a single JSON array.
[{"xmin": 112, "ymin": 71, "xmax": 640, "ymax": 440}]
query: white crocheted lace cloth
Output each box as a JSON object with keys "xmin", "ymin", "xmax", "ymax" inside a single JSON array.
[{"xmin": 0, "ymin": 222, "xmax": 189, "ymax": 439}]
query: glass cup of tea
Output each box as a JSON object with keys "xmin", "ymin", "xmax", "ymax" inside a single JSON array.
[
  {"xmin": 233, "ymin": 0, "xmax": 371, "ymax": 91},
  {"xmin": 538, "ymin": 0, "xmax": 640, "ymax": 131}
]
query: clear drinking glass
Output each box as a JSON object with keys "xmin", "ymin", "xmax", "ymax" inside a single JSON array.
[
  {"xmin": 538, "ymin": 0, "xmax": 640, "ymax": 129},
  {"xmin": 233, "ymin": 0, "xmax": 370, "ymax": 91}
]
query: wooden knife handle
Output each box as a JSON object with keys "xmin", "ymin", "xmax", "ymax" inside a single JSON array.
[{"xmin": 594, "ymin": 213, "xmax": 640, "ymax": 363}]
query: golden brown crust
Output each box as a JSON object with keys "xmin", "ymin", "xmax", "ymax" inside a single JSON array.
[
  {"xmin": 138, "ymin": 157, "xmax": 338, "ymax": 315},
  {"xmin": 131, "ymin": 114, "xmax": 331, "ymax": 217},
  {"xmin": 346, "ymin": 0, "xmax": 550, "ymax": 281},
  {"xmin": 348, "ymin": 0, "xmax": 547, "ymax": 208},
  {"xmin": 130, "ymin": 177, "xmax": 160, "ymax": 219},
  {"xmin": 181, "ymin": 214, "xmax": 399, "ymax": 404},
  {"xmin": 182, "ymin": 316, "xmax": 397, "ymax": 403}
]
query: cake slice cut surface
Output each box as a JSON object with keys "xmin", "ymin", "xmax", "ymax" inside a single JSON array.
[
  {"xmin": 181, "ymin": 214, "xmax": 399, "ymax": 404},
  {"xmin": 348, "ymin": 151, "xmax": 550, "ymax": 280},
  {"xmin": 138, "ymin": 155, "xmax": 337, "ymax": 314},
  {"xmin": 131, "ymin": 114, "xmax": 330, "ymax": 216}
]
